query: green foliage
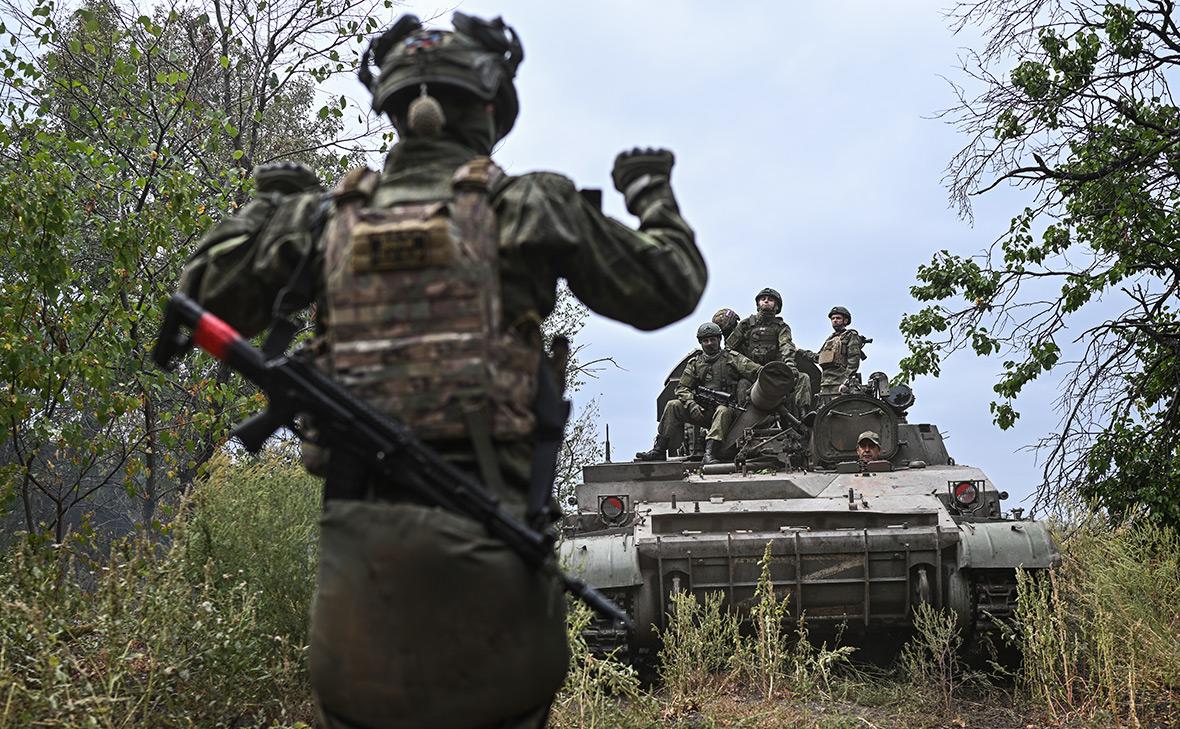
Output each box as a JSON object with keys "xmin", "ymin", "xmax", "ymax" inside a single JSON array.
[
  {"xmin": 0, "ymin": 0, "xmax": 378, "ymax": 538},
  {"xmin": 175, "ymin": 454, "xmax": 321, "ymax": 643},
  {"xmin": 659, "ymin": 590, "xmax": 740, "ymax": 700},
  {"xmin": 735, "ymin": 541, "xmax": 792, "ymax": 697},
  {"xmin": 907, "ymin": 0, "xmax": 1180, "ymax": 523},
  {"xmin": 0, "ymin": 453, "xmax": 319, "ymax": 727},
  {"xmin": 1013, "ymin": 521, "xmax": 1180, "ymax": 725},
  {"xmin": 900, "ymin": 604, "xmax": 967, "ymax": 712},
  {"xmin": 551, "ymin": 600, "xmax": 654, "ymax": 729}
]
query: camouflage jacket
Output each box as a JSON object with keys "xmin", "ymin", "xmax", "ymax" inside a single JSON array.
[
  {"xmin": 179, "ymin": 137, "xmax": 706, "ymax": 493},
  {"xmin": 726, "ymin": 313, "xmax": 798, "ymax": 372},
  {"xmin": 674, "ymin": 350, "xmax": 761, "ymax": 404}
]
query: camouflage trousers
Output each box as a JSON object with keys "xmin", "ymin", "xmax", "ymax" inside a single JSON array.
[
  {"xmin": 791, "ymin": 372, "xmax": 813, "ymax": 417},
  {"xmin": 658, "ymin": 399, "xmax": 736, "ymax": 446},
  {"xmin": 310, "ymin": 499, "xmax": 569, "ymax": 729},
  {"xmin": 819, "ymin": 365, "xmax": 852, "ymax": 394}
]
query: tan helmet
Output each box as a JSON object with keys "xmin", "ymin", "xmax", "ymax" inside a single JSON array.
[{"xmin": 711, "ymin": 308, "xmax": 739, "ymax": 337}]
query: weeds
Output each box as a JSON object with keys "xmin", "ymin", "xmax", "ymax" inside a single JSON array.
[
  {"xmin": 659, "ymin": 590, "xmax": 741, "ymax": 700},
  {"xmin": 0, "ymin": 454, "xmax": 318, "ymax": 728},
  {"xmin": 1014, "ymin": 521, "xmax": 1180, "ymax": 726},
  {"xmin": 900, "ymin": 603, "xmax": 967, "ymax": 711},
  {"xmin": 550, "ymin": 600, "xmax": 654, "ymax": 729}
]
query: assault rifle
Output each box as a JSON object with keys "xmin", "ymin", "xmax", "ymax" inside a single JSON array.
[
  {"xmin": 693, "ymin": 385, "xmax": 743, "ymax": 411},
  {"xmin": 152, "ymin": 293, "xmax": 631, "ymax": 630}
]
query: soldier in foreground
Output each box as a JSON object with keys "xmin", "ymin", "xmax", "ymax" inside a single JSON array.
[
  {"xmin": 177, "ymin": 12, "xmax": 705, "ymax": 729},
  {"xmin": 814, "ymin": 305, "xmax": 865, "ymax": 399},
  {"xmin": 635, "ymin": 322, "xmax": 760, "ymax": 465}
]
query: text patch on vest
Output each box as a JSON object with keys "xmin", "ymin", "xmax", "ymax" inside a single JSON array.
[{"xmin": 351, "ymin": 208, "xmax": 454, "ymax": 273}]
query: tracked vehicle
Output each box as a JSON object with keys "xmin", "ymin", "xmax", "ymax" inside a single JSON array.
[{"xmin": 559, "ymin": 355, "xmax": 1057, "ymax": 660}]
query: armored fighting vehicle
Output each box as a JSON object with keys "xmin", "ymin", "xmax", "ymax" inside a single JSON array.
[{"xmin": 559, "ymin": 354, "xmax": 1058, "ymax": 661}]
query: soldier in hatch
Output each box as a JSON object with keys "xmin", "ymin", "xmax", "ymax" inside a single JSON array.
[
  {"xmin": 857, "ymin": 430, "xmax": 882, "ymax": 463},
  {"xmin": 177, "ymin": 12, "xmax": 705, "ymax": 729},
  {"xmin": 635, "ymin": 322, "xmax": 761, "ymax": 466},
  {"xmin": 814, "ymin": 306, "xmax": 865, "ymax": 398}
]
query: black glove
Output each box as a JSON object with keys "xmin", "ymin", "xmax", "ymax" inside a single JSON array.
[{"xmin": 611, "ymin": 147, "xmax": 675, "ymax": 193}]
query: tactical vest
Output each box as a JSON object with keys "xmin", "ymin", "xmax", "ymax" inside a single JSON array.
[
  {"xmin": 319, "ymin": 158, "xmax": 539, "ymax": 441},
  {"xmin": 818, "ymin": 329, "xmax": 854, "ymax": 369},
  {"xmin": 696, "ymin": 352, "xmax": 737, "ymax": 394},
  {"xmin": 743, "ymin": 316, "xmax": 784, "ymax": 365}
]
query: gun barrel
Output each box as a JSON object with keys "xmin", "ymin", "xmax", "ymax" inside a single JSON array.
[{"xmin": 722, "ymin": 361, "xmax": 795, "ymax": 450}]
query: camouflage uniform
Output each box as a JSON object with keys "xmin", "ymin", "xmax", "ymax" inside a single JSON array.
[
  {"xmin": 817, "ymin": 328, "xmax": 865, "ymax": 395},
  {"xmin": 180, "ymin": 14, "xmax": 704, "ymax": 729},
  {"xmin": 656, "ymin": 349, "xmax": 761, "ymax": 448},
  {"xmin": 727, "ymin": 290, "xmax": 809, "ymax": 415}
]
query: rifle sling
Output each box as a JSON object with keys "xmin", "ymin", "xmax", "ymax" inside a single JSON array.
[{"xmin": 527, "ymin": 353, "xmax": 570, "ymax": 528}]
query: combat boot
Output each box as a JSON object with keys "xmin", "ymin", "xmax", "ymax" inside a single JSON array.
[
  {"xmin": 635, "ymin": 436, "xmax": 669, "ymax": 462},
  {"xmin": 701, "ymin": 439, "xmax": 722, "ymax": 466}
]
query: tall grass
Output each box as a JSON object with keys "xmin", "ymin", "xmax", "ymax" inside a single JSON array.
[
  {"xmin": 0, "ymin": 453, "xmax": 320, "ymax": 728},
  {"xmin": 1015, "ymin": 521, "xmax": 1180, "ymax": 726},
  {"xmin": 550, "ymin": 600, "xmax": 654, "ymax": 729}
]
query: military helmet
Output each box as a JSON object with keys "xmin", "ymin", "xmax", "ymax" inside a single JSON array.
[
  {"xmin": 828, "ymin": 306, "xmax": 852, "ymax": 324},
  {"xmin": 696, "ymin": 322, "xmax": 723, "ymax": 340},
  {"xmin": 252, "ymin": 161, "xmax": 322, "ymax": 194},
  {"xmin": 358, "ymin": 12, "xmax": 524, "ymax": 141},
  {"xmin": 755, "ymin": 287, "xmax": 782, "ymax": 314},
  {"xmin": 711, "ymin": 308, "xmax": 740, "ymax": 337}
]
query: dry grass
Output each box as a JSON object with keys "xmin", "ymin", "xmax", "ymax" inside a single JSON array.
[{"xmin": 3, "ymin": 463, "xmax": 1178, "ymax": 728}]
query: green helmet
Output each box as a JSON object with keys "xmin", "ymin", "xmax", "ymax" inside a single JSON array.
[
  {"xmin": 755, "ymin": 287, "xmax": 782, "ymax": 314},
  {"xmin": 252, "ymin": 161, "xmax": 322, "ymax": 194},
  {"xmin": 828, "ymin": 306, "xmax": 852, "ymax": 324},
  {"xmin": 358, "ymin": 12, "xmax": 524, "ymax": 142},
  {"xmin": 696, "ymin": 322, "xmax": 723, "ymax": 340}
]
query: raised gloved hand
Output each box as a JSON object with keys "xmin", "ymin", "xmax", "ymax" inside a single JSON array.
[{"xmin": 611, "ymin": 147, "xmax": 675, "ymax": 193}]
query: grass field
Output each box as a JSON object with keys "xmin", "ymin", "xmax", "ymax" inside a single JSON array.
[{"xmin": 2, "ymin": 456, "xmax": 1176, "ymax": 728}]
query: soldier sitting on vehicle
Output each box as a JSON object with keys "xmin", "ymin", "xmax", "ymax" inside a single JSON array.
[{"xmin": 635, "ymin": 322, "xmax": 761, "ymax": 465}]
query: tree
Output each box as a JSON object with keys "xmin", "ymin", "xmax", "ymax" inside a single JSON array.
[
  {"xmin": 541, "ymin": 283, "xmax": 611, "ymax": 508},
  {"xmin": 900, "ymin": 0, "xmax": 1180, "ymax": 525},
  {"xmin": 0, "ymin": 0, "xmax": 385, "ymax": 540}
]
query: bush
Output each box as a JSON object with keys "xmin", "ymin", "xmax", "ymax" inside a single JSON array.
[
  {"xmin": 550, "ymin": 600, "xmax": 654, "ymax": 729},
  {"xmin": 659, "ymin": 590, "xmax": 740, "ymax": 701},
  {"xmin": 0, "ymin": 453, "xmax": 320, "ymax": 728},
  {"xmin": 1015, "ymin": 521, "xmax": 1180, "ymax": 725},
  {"xmin": 176, "ymin": 453, "xmax": 321, "ymax": 643}
]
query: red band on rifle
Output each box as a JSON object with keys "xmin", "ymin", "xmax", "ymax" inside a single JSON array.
[{"xmin": 192, "ymin": 313, "xmax": 240, "ymax": 360}]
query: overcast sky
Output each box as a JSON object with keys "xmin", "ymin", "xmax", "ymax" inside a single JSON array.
[{"xmin": 383, "ymin": 0, "xmax": 1061, "ymax": 507}]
